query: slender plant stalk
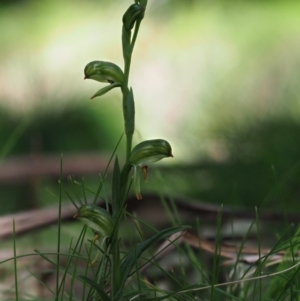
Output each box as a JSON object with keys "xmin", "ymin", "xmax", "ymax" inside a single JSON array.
[
  {"xmin": 110, "ymin": 7, "xmax": 146, "ymax": 299},
  {"xmin": 55, "ymin": 155, "xmax": 63, "ymax": 301},
  {"xmin": 13, "ymin": 219, "xmax": 19, "ymax": 301},
  {"xmin": 255, "ymin": 206, "xmax": 262, "ymax": 301},
  {"xmin": 211, "ymin": 205, "xmax": 223, "ymax": 300},
  {"xmin": 122, "ymin": 16, "xmax": 143, "ymax": 162}
]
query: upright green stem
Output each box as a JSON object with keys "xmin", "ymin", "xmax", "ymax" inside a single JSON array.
[
  {"xmin": 122, "ymin": 19, "xmax": 142, "ymax": 162},
  {"xmin": 111, "ymin": 10, "xmax": 145, "ymax": 300}
]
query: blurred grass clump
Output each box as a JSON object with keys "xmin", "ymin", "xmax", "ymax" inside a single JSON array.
[
  {"xmin": 0, "ymin": 103, "xmax": 120, "ymax": 157},
  {"xmin": 162, "ymin": 118, "xmax": 300, "ymax": 213}
]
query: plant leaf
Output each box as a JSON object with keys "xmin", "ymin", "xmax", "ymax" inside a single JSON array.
[
  {"xmin": 115, "ymin": 225, "xmax": 191, "ymax": 300},
  {"xmin": 79, "ymin": 276, "xmax": 111, "ymax": 301},
  {"xmin": 91, "ymin": 83, "xmax": 121, "ymax": 99},
  {"xmin": 123, "ymin": 88, "xmax": 135, "ymax": 137}
]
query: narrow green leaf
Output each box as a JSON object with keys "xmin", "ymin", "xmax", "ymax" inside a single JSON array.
[
  {"xmin": 79, "ymin": 276, "xmax": 111, "ymax": 301},
  {"xmin": 91, "ymin": 83, "xmax": 121, "ymax": 99},
  {"xmin": 123, "ymin": 88, "xmax": 135, "ymax": 161},
  {"xmin": 110, "ymin": 156, "xmax": 124, "ymax": 300},
  {"xmin": 93, "ymin": 133, "xmax": 124, "ymax": 204},
  {"xmin": 13, "ymin": 219, "xmax": 19, "ymax": 301},
  {"xmin": 55, "ymin": 155, "xmax": 63, "ymax": 301},
  {"xmin": 0, "ymin": 115, "xmax": 31, "ymax": 159},
  {"xmin": 115, "ymin": 225, "xmax": 191, "ymax": 300},
  {"xmin": 112, "ymin": 155, "xmax": 121, "ymax": 218},
  {"xmin": 123, "ymin": 88, "xmax": 135, "ymax": 137}
]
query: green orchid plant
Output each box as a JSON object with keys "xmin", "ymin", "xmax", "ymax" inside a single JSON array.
[{"xmin": 73, "ymin": 1, "xmax": 189, "ymax": 300}]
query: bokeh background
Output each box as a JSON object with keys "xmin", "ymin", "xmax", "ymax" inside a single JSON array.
[{"xmin": 1, "ymin": 0, "xmax": 300, "ymax": 213}]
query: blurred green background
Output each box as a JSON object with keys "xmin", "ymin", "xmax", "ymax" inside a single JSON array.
[{"xmin": 1, "ymin": 0, "xmax": 300, "ymax": 214}]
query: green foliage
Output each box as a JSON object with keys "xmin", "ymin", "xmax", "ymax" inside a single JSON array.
[{"xmin": 115, "ymin": 225, "xmax": 190, "ymax": 300}]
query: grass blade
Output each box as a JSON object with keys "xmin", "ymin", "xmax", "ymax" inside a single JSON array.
[
  {"xmin": 13, "ymin": 219, "xmax": 19, "ymax": 301},
  {"xmin": 79, "ymin": 276, "xmax": 111, "ymax": 301},
  {"xmin": 115, "ymin": 225, "xmax": 190, "ymax": 300}
]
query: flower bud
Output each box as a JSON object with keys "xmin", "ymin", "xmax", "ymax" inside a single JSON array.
[
  {"xmin": 74, "ymin": 205, "xmax": 114, "ymax": 239},
  {"xmin": 127, "ymin": 139, "xmax": 173, "ymax": 200},
  {"xmin": 84, "ymin": 61, "xmax": 124, "ymax": 84},
  {"xmin": 122, "ymin": 3, "xmax": 145, "ymax": 32},
  {"xmin": 129, "ymin": 139, "xmax": 173, "ymax": 166}
]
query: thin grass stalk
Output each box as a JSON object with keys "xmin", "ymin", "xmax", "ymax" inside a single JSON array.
[
  {"xmin": 169, "ymin": 196, "xmax": 182, "ymax": 225},
  {"xmin": 134, "ymin": 247, "xmax": 143, "ymax": 299},
  {"xmin": 81, "ymin": 177, "xmax": 88, "ymax": 204},
  {"xmin": 93, "ymin": 133, "xmax": 124, "ymax": 205},
  {"xmin": 230, "ymin": 210, "xmax": 257, "ymax": 299},
  {"xmin": 0, "ymin": 115, "xmax": 31, "ymax": 159},
  {"xmin": 271, "ymin": 165, "xmax": 297, "ymax": 268},
  {"xmin": 55, "ymin": 155, "xmax": 63, "ymax": 301},
  {"xmin": 210, "ymin": 205, "xmax": 223, "ymax": 300},
  {"xmin": 13, "ymin": 219, "xmax": 19, "ymax": 301},
  {"xmin": 160, "ymin": 196, "xmax": 177, "ymax": 226},
  {"xmin": 255, "ymin": 206, "xmax": 262, "ymax": 301},
  {"xmin": 111, "ymin": 229, "xmax": 120, "ymax": 300}
]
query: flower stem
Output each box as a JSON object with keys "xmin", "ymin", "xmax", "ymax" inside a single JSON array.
[
  {"xmin": 111, "ymin": 6, "xmax": 146, "ymax": 300},
  {"xmin": 122, "ymin": 19, "xmax": 143, "ymax": 162}
]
